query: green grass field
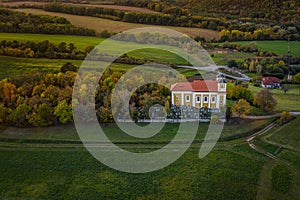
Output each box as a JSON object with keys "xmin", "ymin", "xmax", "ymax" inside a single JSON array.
[
  {"xmin": 230, "ymin": 41, "xmax": 300, "ymax": 57},
  {"xmin": 0, "ymin": 148, "xmax": 263, "ymax": 199},
  {"xmin": 264, "ymin": 117, "xmax": 300, "ymax": 151},
  {"xmin": 0, "ymin": 56, "xmax": 140, "ymax": 79},
  {"xmin": 211, "ymin": 51, "xmax": 254, "ymax": 65},
  {"xmin": 0, "ymin": 56, "xmax": 81, "ymax": 79},
  {"xmin": 0, "ymin": 121, "xmax": 280, "ymax": 199},
  {"xmin": 0, "ymin": 119, "xmax": 271, "ymax": 143},
  {"xmin": 0, "ymin": 117, "xmax": 299, "ymax": 199},
  {"xmin": 0, "ymin": 33, "xmax": 105, "ymax": 50},
  {"xmin": 0, "ymin": 33, "xmax": 197, "ymax": 66},
  {"xmin": 248, "ymin": 84, "xmax": 300, "ymax": 112}
]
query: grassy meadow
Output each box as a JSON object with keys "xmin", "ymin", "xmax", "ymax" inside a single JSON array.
[
  {"xmin": 0, "ymin": 33, "xmax": 198, "ymax": 66},
  {"xmin": 230, "ymin": 41, "xmax": 300, "ymax": 57},
  {"xmin": 265, "ymin": 116, "xmax": 300, "ymax": 151},
  {"xmin": 210, "ymin": 51, "xmax": 254, "ymax": 65},
  {"xmin": 0, "ymin": 116, "xmax": 299, "ymax": 199},
  {"xmin": 0, "ymin": 33, "xmax": 105, "ymax": 50},
  {"xmin": 0, "ymin": 56, "xmax": 82, "ymax": 79},
  {"xmin": 248, "ymin": 84, "xmax": 300, "ymax": 112},
  {"xmin": 0, "ymin": 147, "xmax": 264, "ymax": 199}
]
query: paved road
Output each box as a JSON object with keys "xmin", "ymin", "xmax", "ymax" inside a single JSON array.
[
  {"xmin": 242, "ymin": 112, "xmax": 300, "ymax": 119},
  {"xmin": 177, "ymin": 65, "xmax": 252, "ymax": 81}
]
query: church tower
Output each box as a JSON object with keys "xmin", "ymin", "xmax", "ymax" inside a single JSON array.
[{"xmin": 217, "ymin": 73, "xmax": 227, "ymax": 92}]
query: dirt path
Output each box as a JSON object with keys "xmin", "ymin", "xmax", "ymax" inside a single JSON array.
[
  {"xmin": 246, "ymin": 120, "xmax": 300, "ymax": 198},
  {"xmin": 243, "ymin": 111, "xmax": 300, "ymax": 119}
]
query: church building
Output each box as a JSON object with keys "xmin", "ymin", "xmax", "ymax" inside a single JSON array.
[{"xmin": 170, "ymin": 74, "xmax": 227, "ymax": 110}]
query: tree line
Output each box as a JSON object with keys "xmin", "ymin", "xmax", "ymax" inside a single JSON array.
[
  {"xmin": 0, "ymin": 39, "xmax": 91, "ymax": 59},
  {"xmin": 0, "ymin": 68, "xmax": 76, "ymax": 127},
  {"xmin": 220, "ymin": 28, "xmax": 300, "ymax": 42},
  {"xmin": 0, "ymin": 38, "xmax": 185, "ymax": 67},
  {"xmin": 12, "ymin": 2, "xmax": 299, "ymax": 41},
  {"xmin": 116, "ymin": 0, "xmax": 299, "ymax": 25},
  {"xmin": 0, "ymin": 8, "xmax": 96, "ymax": 36},
  {"xmin": 115, "ymin": 0, "xmax": 300, "ymax": 41}
]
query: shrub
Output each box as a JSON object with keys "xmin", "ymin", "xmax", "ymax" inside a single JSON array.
[{"xmin": 277, "ymin": 111, "xmax": 294, "ymax": 125}]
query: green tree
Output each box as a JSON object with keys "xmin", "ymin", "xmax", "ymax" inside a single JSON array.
[
  {"xmin": 30, "ymin": 103, "xmax": 53, "ymax": 127},
  {"xmin": 54, "ymin": 100, "xmax": 73, "ymax": 124},
  {"xmin": 231, "ymin": 99, "xmax": 250, "ymax": 117},
  {"xmin": 228, "ymin": 85, "xmax": 254, "ymax": 103},
  {"xmin": 164, "ymin": 100, "xmax": 170, "ymax": 114},
  {"xmin": 249, "ymin": 60, "xmax": 256, "ymax": 72},
  {"xmin": 0, "ymin": 104, "xmax": 9, "ymax": 124},
  {"xmin": 281, "ymin": 84, "xmax": 290, "ymax": 94},
  {"xmin": 254, "ymin": 89, "xmax": 277, "ymax": 113},
  {"xmin": 9, "ymin": 104, "xmax": 31, "ymax": 127},
  {"xmin": 60, "ymin": 62, "xmax": 78, "ymax": 73},
  {"xmin": 227, "ymin": 60, "xmax": 238, "ymax": 68},
  {"xmin": 292, "ymin": 72, "xmax": 300, "ymax": 83}
]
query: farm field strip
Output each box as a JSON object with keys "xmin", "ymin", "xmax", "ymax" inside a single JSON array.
[
  {"xmin": 230, "ymin": 41, "xmax": 300, "ymax": 57},
  {"xmin": 1, "ymin": 1, "xmax": 160, "ymax": 14},
  {"xmin": 13, "ymin": 8, "xmax": 220, "ymax": 40}
]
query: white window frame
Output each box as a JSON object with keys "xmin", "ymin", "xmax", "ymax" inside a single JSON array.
[
  {"xmin": 186, "ymin": 95, "xmax": 190, "ymax": 102},
  {"xmin": 211, "ymin": 96, "xmax": 216, "ymax": 103},
  {"xmin": 204, "ymin": 96, "xmax": 208, "ymax": 103},
  {"xmin": 196, "ymin": 96, "xmax": 201, "ymax": 103}
]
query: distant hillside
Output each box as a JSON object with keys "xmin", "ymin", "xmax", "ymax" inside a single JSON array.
[
  {"xmin": 116, "ymin": 0, "xmax": 299, "ymax": 23},
  {"xmin": 187, "ymin": 0, "xmax": 299, "ymax": 22}
]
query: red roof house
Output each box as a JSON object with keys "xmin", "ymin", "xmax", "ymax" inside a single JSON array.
[{"xmin": 261, "ymin": 77, "xmax": 281, "ymax": 88}]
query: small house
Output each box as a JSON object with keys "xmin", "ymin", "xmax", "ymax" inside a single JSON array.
[{"xmin": 261, "ymin": 77, "xmax": 281, "ymax": 89}]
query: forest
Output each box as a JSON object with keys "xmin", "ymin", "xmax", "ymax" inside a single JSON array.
[
  {"xmin": 0, "ymin": 8, "xmax": 96, "ymax": 36},
  {"xmin": 0, "ymin": 65, "xmax": 175, "ymax": 127},
  {"xmin": 116, "ymin": 0, "xmax": 300, "ymax": 22}
]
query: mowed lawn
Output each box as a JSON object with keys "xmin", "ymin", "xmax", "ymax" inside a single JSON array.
[
  {"xmin": 0, "ymin": 56, "xmax": 138, "ymax": 79},
  {"xmin": 0, "ymin": 121, "xmax": 270, "ymax": 199},
  {"xmin": 0, "ymin": 119, "xmax": 272, "ymax": 143},
  {"xmin": 265, "ymin": 116, "xmax": 300, "ymax": 151},
  {"xmin": 0, "ymin": 147, "xmax": 264, "ymax": 199},
  {"xmin": 231, "ymin": 41, "xmax": 300, "ymax": 57},
  {"xmin": 14, "ymin": 8, "xmax": 220, "ymax": 40},
  {"xmin": 0, "ymin": 118, "xmax": 298, "ymax": 199},
  {"xmin": 0, "ymin": 33, "xmax": 197, "ymax": 65},
  {"xmin": 0, "ymin": 33, "xmax": 105, "ymax": 50}
]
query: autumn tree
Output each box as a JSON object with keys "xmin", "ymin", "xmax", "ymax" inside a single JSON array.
[
  {"xmin": 293, "ymin": 72, "xmax": 300, "ymax": 83},
  {"xmin": 9, "ymin": 104, "xmax": 31, "ymax": 127},
  {"xmin": 227, "ymin": 85, "xmax": 254, "ymax": 103},
  {"xmin": 0, "ymin": 104, "xmax": 9, "ymax": 124},
  {"xmin": 2, "ymin": 82, "xmax": 17, "ymax": 107},
  {"xmin": 60, "ymin": 62, "xmax": 78, "ymax": 73},
  {"xmin": 231, "ymin": 99, "xmax": 250, "ymax": 117},
  {"xmin": 54, "ymin": 100, "xmax": 73, "ymax": 124},
  {"xmin": 277, "ymin": 111, "xmax": 294, "ymax": 125},
  {"xmin": 30, "ymin": 103, "xmax": 54, "ymax": 127},
  {"xmin": 254, "ymin": 89, "xmax": 277, "ymax": 113}
]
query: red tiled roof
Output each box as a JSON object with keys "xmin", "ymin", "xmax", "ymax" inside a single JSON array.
[
  {"xmin": 262, "ymin": 77, "xmax": 280, "ymax": 85},
  {"xmin": 170, "ymin": 80, "xmax": 219, "ymax": 92}
]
